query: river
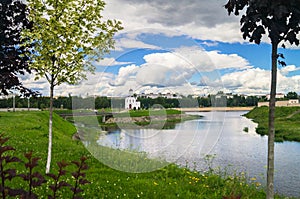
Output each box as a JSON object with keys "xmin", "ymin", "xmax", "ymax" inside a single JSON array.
[{"xmin": 96, "ymin": 111, "xmax": 300, "ymax": 197}]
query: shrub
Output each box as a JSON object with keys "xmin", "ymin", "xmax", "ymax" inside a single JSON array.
[{"xmin": 0, "ymin": 134, "xmax": 90, "ymax": 198}]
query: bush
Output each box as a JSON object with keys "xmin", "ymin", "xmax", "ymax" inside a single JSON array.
[{"xmin": 0, "ymin": 134, "xmax": 89, "ymax": 199}]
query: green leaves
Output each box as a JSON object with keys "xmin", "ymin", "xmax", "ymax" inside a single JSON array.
[
  {"xmin": 225, "ymin": 0, "xmax": 300, "ymax": 46},
  {"xmin": 22, "ymin": 0, "xmax": 123, "ymax": 87}
]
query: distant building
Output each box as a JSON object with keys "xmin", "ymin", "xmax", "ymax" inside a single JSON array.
[
  {"xmin": 288, "ymin": 99, "xmax": 299, "ymax": 104},
  {"xmin": 258, "ymin": 99, "xmax": 300, "ymax": 107},
  {"xmin": 137, "ymin": 92, "xmax": 181, "ymax": 99},
  {"xmin": 125, "ymin": 89, "xmax": 141, "ymax": 110},
  {"xmin": 266, "ymin": 93, "xmax": 285, "ymax": 100}
]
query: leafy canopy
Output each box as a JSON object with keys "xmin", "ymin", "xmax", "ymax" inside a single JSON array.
[
  {"xmin": 225, "ymin": 0, "xmax": 300, "ymax": 46},
  {"xmin": 22, "ymin": 0, "xmax": 123, "ymax": 87},
  {"xmin": 286, "ymin": 91, "xmax": 298, "ymax": 99},
  {"xmin": 0, "ymin": 0, "xmax": 36, "ymax": 96}
]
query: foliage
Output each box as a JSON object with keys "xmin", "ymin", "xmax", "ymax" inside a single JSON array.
[
  {"xmin": 19, "ymin": 151, "xmax": 46, "ymax": 198},
  {"xmin": 70, "ymin": 156, "xmax": 90, "ymax": 199},
  {"xmin": 0, "ymin": 0, "xmax": 37, "ymax": 96},
  {"xmin": 22, "ymin": 0, "xmax": 122, "ymax": 87},
  {"xmin": 285, "ymin": 91, "xmax": 298, "ymax": 99},
  {"xmin": 21, "ymin": 0, "xmax": 122, "ymax": 173},
  {"xmin": 0, "ymin": 94, "xmax": 267, "ymax": 110},
  {"xmin": 225, "ymin": 0, "xmax": 300, "ymax": 46},
  {"xmin": 0, "ymin": 134, "xmax": 90, "ymax": 198},
  {"xmin": 0, "ymin": 134, "xmax": 21, "ymax": 198}
]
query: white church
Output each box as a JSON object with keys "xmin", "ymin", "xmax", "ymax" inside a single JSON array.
[{"xmin": 125, "ymin": 89, "xmax": 141, "ymax": 110}]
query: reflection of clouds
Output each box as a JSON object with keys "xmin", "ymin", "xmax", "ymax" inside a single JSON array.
[{"xmin": 95, "ymin": 112, "xmax": 227, "ymax": 167}]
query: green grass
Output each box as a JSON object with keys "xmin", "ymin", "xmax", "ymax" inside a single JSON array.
[
  {"xmin": 60, "ymin": 109, "xmax": 200, "ymax": 130},
  {"xmin": 0, "ymin": 111, "xmax": 291, "ymax": 198},
  {"xmin": 244, "ymin": 106, "xmax": 300, "ymax": 142},
  {"xmin": 115, "ymin": 109, "xmax": 182, "ymax": 117}
]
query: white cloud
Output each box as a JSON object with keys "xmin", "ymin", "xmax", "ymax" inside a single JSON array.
[
  {"xmin": 103, "ymin": 0, "xmax": 244, "ymax": 43},
  {"xmin": 95, "ymin": 57, "xmax": 132, "ymax": 67},
  {"xmin": 109, "ymin": 64, "xmax": 140, "ymax": 86},
  {"xmin": 115, "ymin": 37, "xmax": 161, "ymax": 51},
  {"xmin": 84, "ymin": 46, "xmax": 251, "ymax": 96},
  {"xmin": 280, "ymin": 65, "xmax": 300, "ymax": 76},
  {"xmin": 213, "ymin": 67, "xmax": 300, "ymax": 95},
  {"xmin": 208, "ymin": 51, "xmax": 251, "ymax": 70}
]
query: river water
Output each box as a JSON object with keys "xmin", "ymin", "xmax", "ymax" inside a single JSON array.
[{"xmin": 97, "ymin": 111, "xmax": 300, "ymax": 197}]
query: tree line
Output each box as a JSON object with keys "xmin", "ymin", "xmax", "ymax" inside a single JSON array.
[{"xmin": 2, "ymin": 91, "xmax": 299, "ymax": 110}]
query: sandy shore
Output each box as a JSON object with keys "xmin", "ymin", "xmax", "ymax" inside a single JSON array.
[{"xmin": 176, "ymin": 107, "xmax": 255, "ymax": 112}]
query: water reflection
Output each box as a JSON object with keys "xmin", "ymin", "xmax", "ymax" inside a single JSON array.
[{"xmin": 97, "ymin": 111, "xmax": 300, "ymax": 197}]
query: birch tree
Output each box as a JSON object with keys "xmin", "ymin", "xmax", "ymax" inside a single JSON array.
[
  {"xmin": 224, "ymin": 1, "xmax": 300, "ymax": 198},
  {"xmin": 22, "ymin": 0, "xmax": 122, "ymax": 173}
]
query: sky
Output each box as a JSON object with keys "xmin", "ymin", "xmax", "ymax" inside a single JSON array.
[{"xmin": 22, "ymin": 0, "xmax": 300, "ymax": 97}]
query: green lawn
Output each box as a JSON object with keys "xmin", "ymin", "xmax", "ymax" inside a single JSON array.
[
  {"xmin": 244, "ymin": 106, "xmax": 300, "ymax": 142},
  {"xmin": 0, "ymin": 111, "xmax": 290, "ymax": 198}
]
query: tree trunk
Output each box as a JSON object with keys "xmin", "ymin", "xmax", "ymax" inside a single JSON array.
[
  {"xmin": 267, "ymin": 42, "xmax": 278, "ymax": 199},
  {"xmin": 46, "ymin": 82, "xmax": 54, "ymax": 174}
]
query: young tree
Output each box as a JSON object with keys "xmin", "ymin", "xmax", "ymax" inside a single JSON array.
[
  {"xmin": 0, "ymin": 0, "xmax": 37, "ymax": 96},
  {"xmin": 22, "ymin": 0, "xmax": 123, "ymax": 173},
  {"xmin": 224, "ymin": 1, "xmax": 300, "ymax": 198}
]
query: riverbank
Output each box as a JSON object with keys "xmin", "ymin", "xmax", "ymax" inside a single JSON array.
[
  {"xmin": 63, "ymin": 109, "xmax": 202, "ymax": 129},
  {"xmin": 0, "ymin": 111, "xmax": 287, "ymax": 198},
  {"xmin": 103, "ymin": 113, "xmax": 201, "ymax": 129},
  {"xmin": 245, "ymin": 106, "xmax": 300, "ymax": 142},
  {"xmin": 176, "ymin": 107, "xmax": 255, "ymax": 112}
]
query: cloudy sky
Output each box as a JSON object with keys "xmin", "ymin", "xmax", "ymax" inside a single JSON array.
[{"xmin": 24, "ymin": 0, "xmax": 300, "ymax": 97}]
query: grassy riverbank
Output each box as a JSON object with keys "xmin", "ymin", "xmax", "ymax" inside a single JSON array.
[
  {"xmin": 57, "ymin": 109, "xmax": 201, "ymax": 129},
  {"xmin": 0, "ymin": 111, "xmax": 291, "ymax": 198},
  {"xmin": 244, "ymin": 106, "xmax": 300, "ymax": 142}
]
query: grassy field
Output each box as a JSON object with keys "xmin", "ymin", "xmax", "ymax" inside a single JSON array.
[
  {"xmin": 0, "ymin": 111, "xmax": 291, "ymax": 198},
  {"xmin": 244, "ymin": 106, "xmax": 300, "ymax": 142}
]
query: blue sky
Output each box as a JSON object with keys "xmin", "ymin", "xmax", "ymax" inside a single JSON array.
[{"xmin": 24, "ymin": 0, "xmax": 300, "ymax": 97}]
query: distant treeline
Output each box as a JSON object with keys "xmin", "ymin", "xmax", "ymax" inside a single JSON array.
[
  {"xmin": 0, "ymin": 96, "xmax": 111, "ymax": 110},
  {"xmin": 0, "ymin": 94, "xmax": 265, "ymax": 110},
  {"xmin": 138, "ymin": 94, "xmax": 260, "ymax": 108}
]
